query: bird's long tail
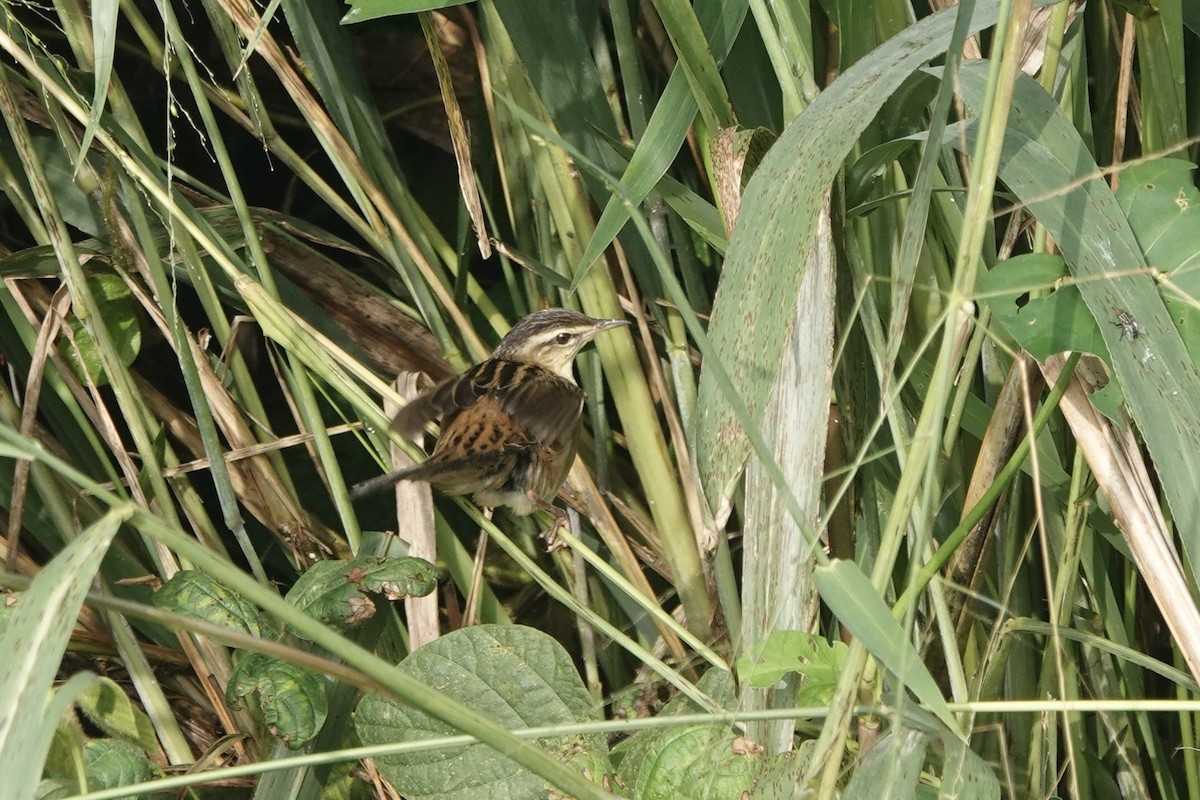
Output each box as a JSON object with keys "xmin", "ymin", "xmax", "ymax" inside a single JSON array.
[{"xmin": 349, "ymin": 464, "xmax": 425, "ymax": 500}]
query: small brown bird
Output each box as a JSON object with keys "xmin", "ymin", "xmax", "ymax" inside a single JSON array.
[{"xmin": 352, "ymin": 308, "xmax": 628, "ymax": 533}]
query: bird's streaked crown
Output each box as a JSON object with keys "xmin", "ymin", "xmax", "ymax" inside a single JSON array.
[{"xmin": 492, "ymin": 308, "xmax": 627, "ymax": 377}]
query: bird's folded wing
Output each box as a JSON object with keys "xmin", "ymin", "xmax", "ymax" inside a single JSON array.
[
  {"xmin": 388, "ymin": 359, "xmax": 506, "ymax": 438},
  {"xmin": 389, "ymin": 357, "xmax": 585, "ymax": 448},
  {"xmin": 495, "ymin": 371, "xmax": 586, "ymax": 448}
]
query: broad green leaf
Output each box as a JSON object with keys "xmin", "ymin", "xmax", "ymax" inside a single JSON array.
[
  {"xmin": 154, "ymin": 570, "xmax": 269, "ymax": 639},
  {"xmin": 842, "ymin": 728, "xmax": 928, "ymax": 800},
  {"xmin": 285, "ymin": 556, "xmax": 440, "ymax": 637},
  {"xmin": 1115, "ymin": 158, "xmax": 1200, "ymax": 366},
  {"xmin": 952, "ymin": 63, "xmax": 1200, "ymax": 597},
  {"xmin": 76, "ymin": 678, "xmax": 159, "ymax": 753},
  {"xmin": 355, "ymin": 625, "xmax": 608, "ymax": 800},
  {"xmin": 736, "ymin": 631, "xmax": 848, "ymax": 706},
  {"xmin": 36, "ymin": 778, "xmax": 73, "ymax": 799},
  {"xmin": 42, "ymin": 679, "xmax": 90, "ymax": 784},
  {"xmin": 80, "ymin": 738, "xmax": 155, "ymax": 790},
  {"xmin": 227, "ymin": 652, "xmax": 328, "ymax": 750},
  {"xmin": 982, "ymin": 254, "xmax": 1125, "ymax": 419},
  {"xmin": 0, "ymin": 131, "xmax": 106, "ymax": 236},
  {"xmin": 981, "ymin": 254, "xmax": 1096, "ymax": 361},
  {"xmin": 987, "ymin": 162, "xmax": 1200, "ymax": 385},
  {"xmin": 0, "ymin": 507, "xmax": 127, "ymax": 799},
  {"xmin": 696, "ymin": 0, "xmax": 1005, "ymax": 503},
  {"xmin": 615, "ymin": 670, "xmax": 753, "ymax": 800},
  {"xmin": 621, "ymin": 724, "xmax": 758, "ymax": 800},
  {"xmin": 59, "ymin": 273, "xmax": 141, "ymax": 388}
]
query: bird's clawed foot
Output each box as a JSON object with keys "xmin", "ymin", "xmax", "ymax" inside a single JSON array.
[{"xmin": 533, "ymin": 496, "xmax": 570, "ymax": 552}]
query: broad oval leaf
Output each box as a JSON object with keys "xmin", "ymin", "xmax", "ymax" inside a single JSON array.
[
  {"xmin": 1115, "ymin": 158, "xmax": 1200, "ymax": 367},
  {"xmin": 354, "ymin": 625, "xmax": 608, "ymax": 800},
  {"xmin": 736, "ymin": 630, "xmax": 848, "ymax": 705},
  {"xmin": 58, "ymin": 273, "xmax": 141, "ymax": 388},
  {"xmin": 982, "ymin": 254, "xmax": 1126, "ymax": 418},
  {"xmin": 981, "ymin": 254, "xmax": 1099, "ymax": 361},
  {"xmin": 285, "ymin": 556, "xmax": 440, "ymax": 638},
  {"xmin": 227, "ymin": 652, "xmax": 328, "ymax": 750},
  {"xmin": 154, "ymin": 570, "xmax": 268, "ymax": 639},
  {"xmin": 80, "ymin": 738, "xmax": 155, "ymax": 791},
  {"xmin": 622, "ymin": 724, "xmax": 758, "ymax": 800},
  {"xmin": 76, "ymin": 677, "xmax": 159, "ymax": 753},
  {"xmin": 615, "ymin": 670, "xmax": 754, "ymax": 800}
]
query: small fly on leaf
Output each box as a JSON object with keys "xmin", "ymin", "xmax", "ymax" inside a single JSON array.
[{"xmin": 1113, "ymin": 308, "xmax": 1147, "ymax": 341}]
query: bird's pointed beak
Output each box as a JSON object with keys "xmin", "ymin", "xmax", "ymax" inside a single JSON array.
[{"xmin": 593, "ymin": 318, "xmax": 630, "ymax": 334}]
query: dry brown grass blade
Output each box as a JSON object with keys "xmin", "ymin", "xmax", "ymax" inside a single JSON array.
[
  {"xmin": 132, "ymin": 373, "xmax": 349, "ymax": 561},
  {"xmin": 5, "ymin": 284, "xmax": 70, "ymax": 554},
  {"xmin": 951, "ymin": 354, "xmax": 1045, "ymax": 619},
  {"xmin": 114, "ymin": 267, "xmax": 353, "ymax": 561},
  {"xmin": 420, "ymin": 11, "xmax": 491, "ymax": 260},
  {"xmin": 1043, "ymin": 353, "xmax": 1200, "ymax": 681},
  {"xmin": 260, "ymin": 229, "xmax": 453, "ymax": 381},
  {"xmin": 216, "ymin": 0, "xmax": 485, "ymax": 354},
  {"xmin": 6, "ymin": 280, "xmax": 151, "ymax": 506},
  {"xmin": 564, "ymin": 459, "xmax": 690, "ymax": 670},
  {"xmin": 388, "ymin": 375, "xmax": 440, "ymax": 648}
]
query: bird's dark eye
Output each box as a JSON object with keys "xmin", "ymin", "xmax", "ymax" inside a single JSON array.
[{"xmin": 555, "ymin": 332, "xmax": 573, "ymax": 345}]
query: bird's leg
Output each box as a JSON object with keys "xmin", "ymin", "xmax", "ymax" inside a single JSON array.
[
  {"xmin": 529, "ymin": 491, "xmax": 570, "ymax": 551},
  {"xmin": 541, "ymin": 507, "xmax": 570, "ymax": 551},
  {"xmin": 464, "ymin": 509, "xmax": 492, "ymax": 626}
]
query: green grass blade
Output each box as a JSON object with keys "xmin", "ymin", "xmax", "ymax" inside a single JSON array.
[
  {"xmin": 0, "ymin": 507, "xmax": 129, "ymax": 796},
  {"xmin": 953, "ymin": 63, "xmax": 1200, "ymax": 611},
  {"xmin": 74, "ymin": 0, "xmax": 118, "ymax": 173},
  {"xmin": 575, "ymin": 0, "xmax": 749, "ymax": 285},
  {"xmin": 814, "ymin": 560, "xmax": 958, "ymax": 732},
  {"xmin": 342, "ymin": 0, "xmax": 464, "ymax": 25},
  {"xmin": 647, "ymin": 0, "xmax": 735, "ymax": 129},
  {"xmin": 696, "ymin": 0, "xmax": 1004, "ymax": 505},
  {"xmin": 1134, "ymin": 0, "xmax": 1187, "ymax": 153}
]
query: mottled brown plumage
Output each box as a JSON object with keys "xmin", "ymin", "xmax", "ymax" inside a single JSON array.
[{"xmin": 352, "ymin": 309, "xmax": 627, "ymax": 526}]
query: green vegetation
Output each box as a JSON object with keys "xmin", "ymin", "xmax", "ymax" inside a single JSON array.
[{"xmin": 1, "ymin": 0, "xmax": 1198, "ymax": 797}]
